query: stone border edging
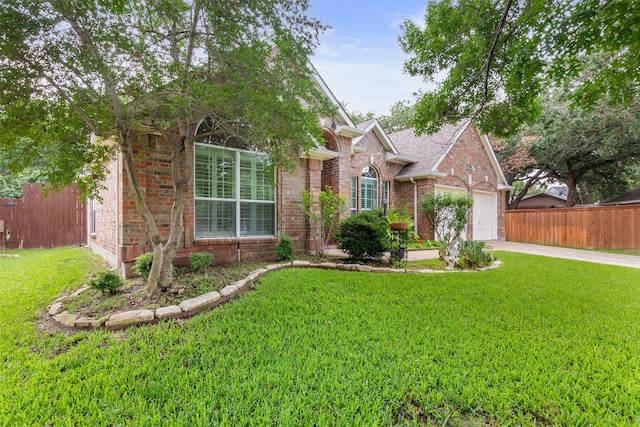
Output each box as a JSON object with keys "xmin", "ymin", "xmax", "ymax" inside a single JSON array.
[{"xmin": 46, "ymin": 259, "xmax": 502, "ymax": 331}]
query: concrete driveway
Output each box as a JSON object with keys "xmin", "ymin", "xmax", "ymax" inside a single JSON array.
[{"xmin": 487, "ymin": 241, "xmax": 640, "ymax": 269}]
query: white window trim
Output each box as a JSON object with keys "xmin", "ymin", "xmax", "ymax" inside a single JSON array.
[{"xmin": 194, "ymin": 142, "xmax": 276, "ymax": 239}]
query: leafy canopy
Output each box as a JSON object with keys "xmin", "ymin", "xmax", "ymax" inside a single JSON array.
[
  {"xmin": 0, "ymin": 0, "xmax": 330, "ymax": 197},
  {"xmin": 401, "ymin": 0, "xmax": 640, "ymax": 137},
  {"xmin": 0, "ymin": 0, "xmax": 330, "ymax": 295},
  {"xmin": 496, "ymin": 87, "xmax": 640, "ymax": 207}
]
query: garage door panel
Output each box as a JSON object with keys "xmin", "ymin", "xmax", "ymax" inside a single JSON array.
[{"xmin": 473, "ymin": 192, "xmax": 497, "ymax": 241}]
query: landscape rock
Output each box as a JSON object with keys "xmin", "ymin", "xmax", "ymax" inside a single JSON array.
[
  {"xmin": 179, "ymin": 291, "xmax": 221, "ymax": 314},
  {"xmin": 71, "ymin": 285, "xmax": 90, "ymax": 298},
  {"xmin": 105, "ymin": 309, "xmax": 155, "ymax": 329},
  {"xmin": 320, "ymin": 262, "xmax": 337, "ymax": 269},
  {"xmin": 155, "ymin": 305, "xmax": 183, "ymax": 320},
  {"xmin": 75, "ymin": 316, "xmax": 103, "ymax": 329},
  {"xmin": 246, "ymin": 268, "xmax": 268, "ymax": 281},
  {"xmin": 48, "ymin": 301, "xmax": 64, "ymax": 316},
  {"xmin": 220, "ymin": 284, "xmax": 240, "ymax": 298},
  {"xmin": 53, "ymin": 311, "xmax": 79, "ymax": 328}
]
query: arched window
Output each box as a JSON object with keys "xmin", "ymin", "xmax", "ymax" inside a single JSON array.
[
  {"xmin": 360, "ymin": 166, "xmax": 379, "ymax": 210},
  {"xmin": 194, "ymin": 117, "xmax": 275, "ymax": 238}
]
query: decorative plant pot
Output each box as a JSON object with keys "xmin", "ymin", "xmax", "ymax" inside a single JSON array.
[
  {"xmin": 391, "ymin": 245, "xmax": 407, "ymax": 261},
  {"xmin": 389, "ymin": 222, "xmax": 408, "ymax": 231}
]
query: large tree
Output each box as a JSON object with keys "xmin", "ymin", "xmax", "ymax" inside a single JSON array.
[
  {"xmin": 349, "ymin": 100, "xmax": 414, "ymax": 132},
  {"xmin": 0, "ymin": 0, "xmax": 329, "ymax": 295},
  {"xmin": 400, "ymin": 0, "xmax": 640, "ymax": 137},
  {"xmin": 496, "ymin": 91, "xmax": 640, "ymax": 207}
]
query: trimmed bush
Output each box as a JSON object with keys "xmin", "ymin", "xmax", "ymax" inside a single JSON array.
[
  {"xmin": 275, "ymin": 233, "xmax": 295, "ymax": 261},
  {"xmin": 189, "ymin": 252, "xmax": 213, "ymax": 272},
  {"xmin": 88, "ymin": 270, "xmax": 124, "ymax": 294},
  {"xmin": 336, "ymin": 209, "xmax": 390, "ymax": 261},
  {"xmin": 133, "ymin": 252, "xmax": 154, "ymax": 277}
]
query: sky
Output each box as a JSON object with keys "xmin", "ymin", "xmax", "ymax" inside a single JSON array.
[{"xmin": 308, "ymin": 0, "xmax": 431, "ymax": 117}]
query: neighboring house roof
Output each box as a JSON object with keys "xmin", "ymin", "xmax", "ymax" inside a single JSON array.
[
  {"xmin": 520, "ymin": 193, "xmax": 567, "ymax": 203},
  {"xmin": 600, "ymin": 186, "xmax": 640, "ymax": 205},
  {"xmin": 546, "ymin": 185, "xmax": 568, "ymax": 200}
]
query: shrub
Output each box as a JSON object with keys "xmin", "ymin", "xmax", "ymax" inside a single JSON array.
[
  {"xmin": 88, "ymin": 270, "xmax": 125, "ymax": 294},
  {"xmin": 458, "ymin": 240, "xmax": 493, "ymax": 269},
  {"xmin": 275, "ymin": 233, "xmax": 295, "ymax": 261},
  {"xmin": 190, "ymin": 252, "xmax": 213, "ymax": 272},
  {"xmin": 133, "ymin": 252, "xmax": 154, "ymax": 277},
  {"xmin": 336, "ymin": 209, "xmax": 390, "ymax": 261},
  {"xmin": 302, "ymin": 186, "xmax": 348, "ymax": 258},
  {"xmin": 422, "ymin": 192, "xmax": 474, "ymax": 270}
]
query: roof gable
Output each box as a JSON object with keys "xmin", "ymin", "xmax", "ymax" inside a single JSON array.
[
  {"xmin": 353, "ymin": 118, "xmax": 399, "ymax": 154},
  {"xmin": 389, "ymin": 121, "xmax": 510, "ymax": 188},
  {"xmin": 390, "ymin": 120, "xmax": 470, "ymax": 179}
]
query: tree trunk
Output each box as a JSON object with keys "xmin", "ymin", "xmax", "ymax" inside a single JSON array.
[
  {"xmin": 119, "ymin": 134, "xmax": 169, "ymax": 297},
  {"xmin": 565, "ymin": 175, "xmax": 577, "ymax": 207},
  {"xmin": 158, "ymin": 136, "xmax": 194, "ymax": 291}
]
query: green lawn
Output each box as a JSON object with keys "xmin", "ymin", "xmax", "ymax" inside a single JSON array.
[{"xmin": 1, "ymin": 248, "xmax": 639, "ymax": 426}]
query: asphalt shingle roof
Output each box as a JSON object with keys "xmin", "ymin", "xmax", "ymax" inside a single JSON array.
[
  {"xmin": 601, "ymin": 186, "xmax": 640, "ymax": 205},
  {"xmin": 389, "ymin": 120, "xmax": 470, "ymax": 178}
]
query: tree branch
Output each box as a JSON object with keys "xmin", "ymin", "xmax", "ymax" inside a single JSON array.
[{"xmin": 479, "ymin": 0, "xmax": 515, "ymax": 113}]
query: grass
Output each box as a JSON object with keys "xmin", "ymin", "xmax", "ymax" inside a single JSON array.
[
  {"xmin": 406, "ymin": 240, "xmax": 442, "ymax": 250},
  {"xmin": 1, "ymin": 248, "xmax": 640, "ymax": 425},
  {"xmin": 596, "ymin": 248, "xmax": 640, "ymax": 256}
]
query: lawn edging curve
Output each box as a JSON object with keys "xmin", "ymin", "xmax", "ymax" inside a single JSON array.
[{"xmin": 46, "ymin": 259, "xmax": 502, "ymax": 331}]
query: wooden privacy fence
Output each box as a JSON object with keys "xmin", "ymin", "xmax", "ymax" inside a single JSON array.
[
  {"xmin": 506, "ymin": 205, "xmax": 640, "ymax": 250},
  {"xmin": 0, "ymin": 183, "xmax": 86, "ymax": 249}
]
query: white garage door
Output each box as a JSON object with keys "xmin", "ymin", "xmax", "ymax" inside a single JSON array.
[{"xmin": 473, "ymin": 191, "xmax": 497, "ymax": 241}]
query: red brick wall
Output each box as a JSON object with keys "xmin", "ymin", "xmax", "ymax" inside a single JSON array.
[
  {"xmin": 88, "ymin": 150, "xmax": 122, "ymax": 267},
  {"xmin": 407, "ymin": 124, "xmax": 507, "ymax": 240},
  {"xmin": 349, "ymin": 131, "xmax": 398, "ymax": 212},
  {"xmin": 320, "ymin": 129, "xmax": 355, "ymax": 209},
  {"xmin": 321, "ymin": 130, "xmax": 340, "ymax": 192},
  {"xmin": 92, "ymin": 131, "xmax": 332, "ymax": 269}
]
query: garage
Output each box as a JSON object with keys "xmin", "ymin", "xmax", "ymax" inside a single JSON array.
[
  {"xmin": 472, "ymin": 191, "xmax": 498, "ymax": 241},
  {"xmin": 434, "ymin": 186, "xmax": 498, "ymax": 241}
]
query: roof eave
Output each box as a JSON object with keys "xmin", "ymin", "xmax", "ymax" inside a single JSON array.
[
  {"xmin": 300, "ymin": 147, "xmax": 340, "ymax": 161},
  {"xmin": 600, "ymin": 199, "xmax": 640, "ymax": 206},
  {"xmin": 395, "ymin": 171, "xmax": 447, "ymax": 182},
  {"xmin": 386, "ymin": 152, "xmax": 417, "ymax": 165},
  {"xmin": 498, "ymin": 183, "xmax": 515, "ymax": 191},
  {"xmin": 336, "ymin": 125, "xmax": 367, "ymax": 138}
]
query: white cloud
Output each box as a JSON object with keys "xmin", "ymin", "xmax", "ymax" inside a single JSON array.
[{"xmin": 309, "ymin": 1, "xmax": 433, "ymax": 116}]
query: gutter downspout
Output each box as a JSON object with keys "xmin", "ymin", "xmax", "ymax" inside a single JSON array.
[{"xmin": 409, "ymin": 177, "xmax": 418, "ymax": 235}]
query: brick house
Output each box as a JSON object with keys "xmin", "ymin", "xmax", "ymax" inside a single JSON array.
[{"xmin": 88, "ymin": 70, "xmax": 510, "ymax": 274}]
